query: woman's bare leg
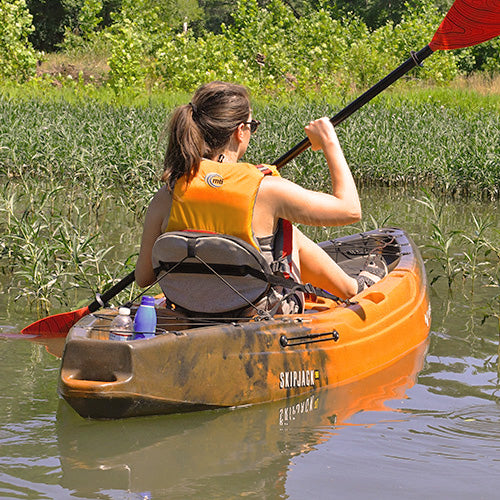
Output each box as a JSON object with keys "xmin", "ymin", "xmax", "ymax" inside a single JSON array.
[{"xmin": 293, "ymin": 227, "xmax": 358, "ymax": 299}]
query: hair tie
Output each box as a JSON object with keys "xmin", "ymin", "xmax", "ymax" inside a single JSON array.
[{"xmin": 189, "ymin": 102, "xmax": 198, "ymax": 117}]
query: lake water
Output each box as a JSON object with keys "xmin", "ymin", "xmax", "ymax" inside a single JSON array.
[{"xmin": 1, "ymin": 188, "xmax": 499, "ymax": 499}]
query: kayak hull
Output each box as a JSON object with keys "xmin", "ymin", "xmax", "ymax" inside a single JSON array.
[{"xmin": 58, "ymin": 227, "xmax": 430, "ymax": 419}]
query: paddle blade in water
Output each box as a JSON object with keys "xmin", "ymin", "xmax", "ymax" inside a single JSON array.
[
  {"xmin": 21, "ymin": 306, "xmax": 90, "ymax": 337},
  {"xmin": 430, "ymin": 0, "xmax": 500, "ymax": 50},
  {"xmin": 20, "ymin": 271, "xmax": 136, "ymax": 337}
]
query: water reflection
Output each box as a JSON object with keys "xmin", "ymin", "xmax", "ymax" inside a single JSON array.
[
  {"xmin": 420, "ymin": 268, "xmax": 500, "ymax": 406},
  {"xmin": 55, "ymin": 342, "xmax": 427, "ymax": 499}
]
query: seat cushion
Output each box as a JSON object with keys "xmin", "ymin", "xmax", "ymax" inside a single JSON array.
[{"xmin": 152, "ymin": 231, "xmax": 272, "ymax": 314}]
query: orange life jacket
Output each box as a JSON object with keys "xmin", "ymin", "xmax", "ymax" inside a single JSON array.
[{"xmin": 166, "ymin": 159, "xmax": 280, "ymax": 249}]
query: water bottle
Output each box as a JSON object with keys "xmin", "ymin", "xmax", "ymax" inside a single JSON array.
[
  {"xmin": 109, "ymin": 307, "xmax": 134, "ymax": 341},
  {"xmin": 133, "ymin": 296, "xmax": 157, "ymax": 339}
]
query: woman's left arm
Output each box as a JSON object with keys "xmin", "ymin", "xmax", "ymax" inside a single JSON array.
[{"xmin": 135, "ymin": 187, "xmax": 172, "ymax": 287}]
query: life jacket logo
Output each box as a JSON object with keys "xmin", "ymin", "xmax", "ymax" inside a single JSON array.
[
  {"xmin": 205, "ymin": 173, "xmax": 224, "ymax": 188},
  {"xmin": 279, "ymin": 369, "xmax": 319, "ymax": 389}
]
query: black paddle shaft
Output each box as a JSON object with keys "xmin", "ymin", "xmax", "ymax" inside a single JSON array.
[
  {"xmin": 88, "ymin": 270, "xmax": 136, "ymax": 312},
  {"xmin": 273, "ymin": 44, "xmax": 434, "ymax": 169}
]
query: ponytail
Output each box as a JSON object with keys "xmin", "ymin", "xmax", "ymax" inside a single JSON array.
[
  {"xmin": 162, "ymin": 105, "xmax": 204, "ymax": 190},
  {"xmin": 162, "ymin": 81, "xmax": 251, "ymax": 191}
]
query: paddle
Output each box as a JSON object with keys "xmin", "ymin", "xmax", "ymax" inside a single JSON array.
[
  {"xmin": 21, "ymin": 270, "xmax": 135, "ymax": 337},
  {"xmin": 273, "ymin": 0, "xmax": 500, "ymax": 169}
]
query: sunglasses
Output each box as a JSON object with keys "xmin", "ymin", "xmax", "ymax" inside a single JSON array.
[{"xmin": 242, "ymin": 119, "xmax": 261, "ymax": 134}]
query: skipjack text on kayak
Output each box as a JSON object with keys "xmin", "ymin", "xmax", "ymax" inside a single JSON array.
[{"xmin": 279, "ymin": 369, "xmax": 320, "ymax": 389}]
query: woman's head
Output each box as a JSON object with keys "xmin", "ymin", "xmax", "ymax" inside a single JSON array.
[{"xmin": 162, "ymin": 81, "xmax": 252, "ymax": 190}]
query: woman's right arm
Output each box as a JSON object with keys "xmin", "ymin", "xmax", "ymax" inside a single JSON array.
[
  {"xmin": 306, "ymin": 117, "xmax": 360, "ymax": 213},
  {"xmin": 258, "ymin": 118, "xmax": 361, "ymax": 228}
]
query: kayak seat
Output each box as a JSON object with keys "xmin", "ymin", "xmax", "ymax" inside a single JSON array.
[
  {"xmin": 152, "ymin": 231, "xmax": 352, "ymax": 317},
  {"xmin": 152, "ymin": 231, "xmax": 277, "ymax": 315}
]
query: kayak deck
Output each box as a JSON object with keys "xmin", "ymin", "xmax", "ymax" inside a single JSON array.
[{"xmin": 58, "ymin": 227, "xmax": 430, "ymax": 419}]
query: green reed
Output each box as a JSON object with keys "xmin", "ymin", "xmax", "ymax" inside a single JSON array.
[
  {"xmin": 252, "ymin": 97, "xmax": 500, "ymax": 198},
  {"xmin": 416, "ymin": 190, "xmax": 463, "ymax": 288},
  {"xmin": 0, "ymin": 91, "xmax": 499, "ymax": 316},
  {"xmin": 0, "ymin": 181, "xmax": 136, "ymax": 315},
  {"xmin": 1, "ymin": 92, "xmax": 498, "ymax": 199},
  {"xmin": 417, "ymin": 190, "xmax": 500, "ymax": 330}
]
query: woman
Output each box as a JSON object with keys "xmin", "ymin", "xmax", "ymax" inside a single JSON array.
[{"xmin": 136, "ymin": 81, "xmax": 382, "ymax": 309}]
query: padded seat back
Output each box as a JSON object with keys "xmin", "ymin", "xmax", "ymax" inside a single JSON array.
[{"xmin": 152, "ymin": 231, "xmax": 272, "ymax": 314}]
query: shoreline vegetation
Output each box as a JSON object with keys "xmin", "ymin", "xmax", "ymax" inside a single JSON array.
[
  {"xmin": 3, "ymin": 1, "xmax": 500, "ymax": 94},
  {"xmin": 1, "ymin": 80, "xmax": 498, "ymax": 196},
  {"xmin": 2, "ymin": 72, "xmax": 500, "ymax": 105},
  {"xmin": 0, "ymin": 85, "xmax": 499, "ymax": 319}
]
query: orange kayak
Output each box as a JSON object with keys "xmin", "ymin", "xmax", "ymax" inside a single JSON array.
[{"xmin": 58, "ymin": 227, "xmax": 430, "ymax": 419}]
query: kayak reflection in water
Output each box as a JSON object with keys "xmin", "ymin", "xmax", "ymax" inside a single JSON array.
[
  {"xmin": 56, "ymin": 342, "xmax": 427, "ymax": 498},
  {"xmin": 135, "ymin": 81, "xmax": 381, "ymax": 316}
]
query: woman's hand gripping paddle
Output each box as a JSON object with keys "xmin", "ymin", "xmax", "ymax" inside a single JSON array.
[
  {"xmin": 273, "ymin": 0, "xmax": 500, "ymax": 169},
  {"xmin": 21, "ymin": 271, "xmax": 136, "ymax": 337}
]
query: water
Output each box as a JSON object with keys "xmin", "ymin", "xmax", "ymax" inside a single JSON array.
[{"xmin": 1, "ymin": 189, "xmax": 499, "ymax": 499}]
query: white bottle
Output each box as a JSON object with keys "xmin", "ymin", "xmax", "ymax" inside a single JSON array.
[{"xmin": 109, "ymin": 307, "xmax": 134, "ymax": 341}]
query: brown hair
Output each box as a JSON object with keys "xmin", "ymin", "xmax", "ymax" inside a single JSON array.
[{"xmin": 162, "ymin": 81, "xmax": 251, "ymax": 190}]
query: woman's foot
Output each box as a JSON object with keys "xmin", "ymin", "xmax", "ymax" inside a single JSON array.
[{"xmin": 357, "ymin": 254, "xmax": 388, "ymax": 293}]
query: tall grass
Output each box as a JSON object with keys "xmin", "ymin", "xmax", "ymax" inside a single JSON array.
[
  {"xmin": 254, "ymin": 96, "xmax": 499, "ymax": 197},
  {"xmin": 0, "ymin": 89, "xmax": 499, "ymax": 316},
  {"xmin": 415, "ymin": 190, "xmax": 499, "ymax": 330}
]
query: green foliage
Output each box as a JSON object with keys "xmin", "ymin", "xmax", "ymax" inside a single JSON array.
[
  {"xmin": 162, "ymin": 0, "xmax": 203, "ymax": 28},
  {"xmin": 329, "ymin": 0, "xmax": 452, "ymax": 29},
  {"xmin": 105, "ymin": 0, "xmax": 205, "ymax": 90},
  {"xmin": 417, "ymin": 190, "xmax": 500, "ymax": 307},
  {"xmin": 417, "ymin": 190, "xmax": 462, "ymax": 287},
  {"xmin": 0, "ymin": 0, "xmax": 37, "ymax": 81},
  {"xmin": 0, "ymin": 184, "xmax": 120, "ymax": 315},
  {"xmin": 27, "ymin": 0, "xmax": 83, "ymax": 51},
  {"xmin": 106, "ymin": 18, "xmax": 150, "ymax": 90},
  {"xmin": 472, "ymin": 37, "xmax": 500, "ymax": 74},
  {"xmin": 78, "ymin": 0, "xmax": 103, "ymax": 36},
  {"xmin": 194, "ymin": 0, "xmax": 236, "ymax": 33},
  {"xmin": 120, "ymin": 0, "xmax": 464, "ymax": 96},
  {"xmin": 27, "ymin": 0, "xmax": 119, "ymax": 51},
  {"xmin": 60, "ymin": 0, "xmax": 104, "ymax": 52},
  {"xmin": 390, "ymin": 0, "xmax": 458, "ymax": 82},
  {"xmin": 0, "ymin": 0, "xmax": 495, "ymax": 90},
  {"xmin": 152, "ymin": 31, "xmax": 248, "ymax": 90},
  {"xmin": 221, "ymin": 0, "xmax": 299, "ymax": 89}
]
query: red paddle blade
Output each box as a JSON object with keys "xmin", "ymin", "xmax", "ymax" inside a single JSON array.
[
  {"xmin": 20, "ymin": 306, "xmax": 90, "ymax": 337},
  {"xmin": 430, "ymin": 0, "xmax": 500, "ymax": 50}
]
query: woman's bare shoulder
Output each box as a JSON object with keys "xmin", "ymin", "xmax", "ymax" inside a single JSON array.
[
  {"xmin": 149, "ymin": 185, "xmax": 172, "ymax": 209},
  {"xmin": 144, "ymin": 185, "xmax": 173, "ymax": 229},
  {"xmin": 258, "ymin": 174, "xmax": 309, "ymax": 203},
  {"xmin": 259, "ymin": 173, "xmax": 300, "ymax": 193}
]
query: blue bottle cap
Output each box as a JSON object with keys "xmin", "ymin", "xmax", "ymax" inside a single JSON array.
[{"xmin": 140, "ymin": 296, "xmax": 155, "ymax": 306}]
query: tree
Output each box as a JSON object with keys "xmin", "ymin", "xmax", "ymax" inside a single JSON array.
[
  {"xmin": 262, "ymin": 0, "xmax": 453, "ymax": 27},
  {"xmin": 27, "ymin": 0, "xmax": 81, "ymax": 50},
  {"xmin": 0, "ymin": 0, "xmax": 37, "ymax": 80},
  {"xmin": 117, "ymin": 0, "xmax": 202, "ymax": 30},
  {"xmin": 195, "ymin": 0, "xmax": 235, "ymax": 33}
]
